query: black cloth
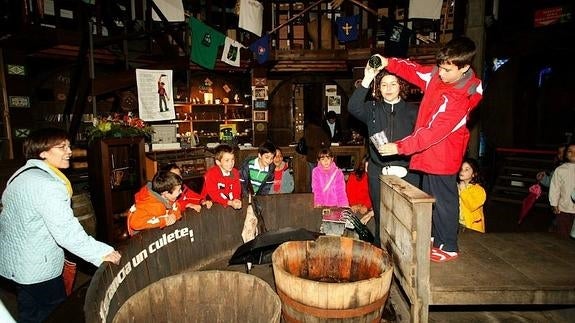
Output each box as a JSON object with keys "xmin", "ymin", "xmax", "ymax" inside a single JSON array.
[
  {"xmin": 321, "ymin": 119, "xmax": 343, "ymax": 143},
  {"xmin": 381, "ymin": 19, "xmax": 413, "ymax": 58},
  {"xmin": 348, "ymin": 86, "xmax": 418, "ymax": 169}
]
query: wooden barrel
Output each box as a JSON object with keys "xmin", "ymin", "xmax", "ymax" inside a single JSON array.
[
  {"xmin": 71, "ymin": 193, "xmax": 97, "ymax": 237},
  {"xmin": 112, "ymin": 270, "xmax": 282, "ymax": 322},
  {"xmin": 272, "ymin": 236, "xmax": 393, "ymax": 323}
]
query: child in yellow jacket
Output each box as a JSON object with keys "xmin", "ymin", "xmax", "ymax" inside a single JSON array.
[{"xmin": 458, "ymin": 158, "xmax": 486, "ymax": 233}]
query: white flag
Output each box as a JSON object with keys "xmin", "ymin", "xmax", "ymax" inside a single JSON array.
[
  {"xmin": 221, "ymin": 37, "xmax": 245, "ymax": 67},
  {"xmin": 408, "ymin": 0, "xmax": 443, "ymax": 20},
  {"xmin": 238, "ymin": 0, "xmax": 263, "ymax": 36},
  {"xmin": 152, "ymin": 0, "xmax": 185, "ymax": 22}
]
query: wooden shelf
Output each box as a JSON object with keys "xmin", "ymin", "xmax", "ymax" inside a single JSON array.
[{"xmin": 88, "ymin": 137, "xmax": 146, "ymax": 244}]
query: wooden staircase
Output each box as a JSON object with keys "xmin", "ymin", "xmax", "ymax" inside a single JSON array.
[{"xmin": 489, "ymin": 148, "xmax": 556, "ymax": 208}]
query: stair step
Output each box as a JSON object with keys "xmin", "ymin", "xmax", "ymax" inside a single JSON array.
[
  {"xmin": 497, "ymin": 175, "xmax": 537, "ymax": 183},
  {"xmin": 503, "ymin": 166, "xmax": 544, "ymax": 173},
  {"xmin": 489, "ymin": 196, "xmax": 549, "ymax": 208},
  {"xmin": 503, "ymin": 156, "xmax": 554, "ymax": 164}
]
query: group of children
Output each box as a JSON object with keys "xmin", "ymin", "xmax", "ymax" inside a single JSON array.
[
  {"xmin": 126, "ymin": 142, "xmax": 295, "ymax": 236},
  {"xmin": 124, "ymin": 138, "xmax": 490, "ymax": 242},
  {"xmin": 125, "ymin": 36, "xmax": 496, "ymax": 261}
]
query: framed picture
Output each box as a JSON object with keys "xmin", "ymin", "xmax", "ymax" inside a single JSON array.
[
  {"xmin": 253, "ymin": 110, "xmax": 268, "ymax": 122},
  {"xmin": 252, "ymin": 86, "xmax": 268, "ymax": 100},
  {"xmin": 254, "ymin": 100, "xmax": 267, "ymax": 109}
]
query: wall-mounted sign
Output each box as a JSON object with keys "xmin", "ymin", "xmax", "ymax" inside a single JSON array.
[
  {"xmin": 14, "ymin": 128, "xmax": 30, "ymax": 138},
  {"xmin": 9, "ymin": 96, "xmax": 30, "ymax": 108},
  {"xmin": 7, "ymin": 64, "xmax": 25, "ymax": 76}
]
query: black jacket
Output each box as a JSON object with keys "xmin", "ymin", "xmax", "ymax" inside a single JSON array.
[
  {"xmin": 348, "ymin": 86, "xmax": 418, "ymax": 169},
  {"xmin": 321, "ymin": 119, "xmax": 343, "ymax": 143}
]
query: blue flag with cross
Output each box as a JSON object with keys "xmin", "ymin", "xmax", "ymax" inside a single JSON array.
[{"xmin": 336, "ymin": 15, "xmax": 359, "ymax": 43}]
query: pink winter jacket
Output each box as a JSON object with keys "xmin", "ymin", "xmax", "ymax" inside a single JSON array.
[{"xmin": 312, "ymin": 162, "xmax": 349, "ymax": 207}]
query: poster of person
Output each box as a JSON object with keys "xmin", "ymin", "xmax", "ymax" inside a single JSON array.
[
  {"xmin": 136, "ymin": 69, "xmax": 176, "ymax": 121},
  {"xmin": 327, "ymin": 95, "xmax": 341, "ymax": 114}
]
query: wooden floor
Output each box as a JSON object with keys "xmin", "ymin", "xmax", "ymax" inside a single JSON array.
[{"xmin": 430, "ymin": 231, "xmax": 575, "ymax": 306}]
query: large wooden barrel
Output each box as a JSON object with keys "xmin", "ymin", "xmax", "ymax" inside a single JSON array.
[
  {"xmin": 71, "ymin": 193, "xmax": 97, "ymax": 237},
  {"xmin": 272, "ymin": 236, "xmax": 393, "ymax": 322},
  {"xmin": 112, "ymin": 270, "xmax": 282, "ymax": 323}
]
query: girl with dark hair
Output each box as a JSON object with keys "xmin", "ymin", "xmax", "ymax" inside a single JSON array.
[
  {"xmin": 348, "ymin": 68, "xmax": 420, "ymax": 246},
  {"xmin": 346, "ymin": 155, "xmax": 372, "ymax": 217},
  {"xmin": 457, "ymin": 158, "xmax": 486, "ymax": 233}
]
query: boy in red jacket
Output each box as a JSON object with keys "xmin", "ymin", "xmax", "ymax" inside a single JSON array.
[
  {"xmin": 374, "ymin": 36, "xmax": 483, "ymax": 262},
  {"xmin": 163, "ymin": 163, "xmax": 213, "ymax": 212},
  {"xmin": 201, "ymin": 144, "xmax": 242, "ymax": 209},
  {"xmin": 127, "ymin": 170, "xmax": 183, "ymax": 236}
]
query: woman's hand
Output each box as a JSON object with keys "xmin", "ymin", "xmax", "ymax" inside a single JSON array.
[
  {"xmin": 103, "ymin": 250, "xmax": 121, "ymax": 265},
  {"xmin": 361, "ymin": 54, "xmax": 388, "ymax": 88}
]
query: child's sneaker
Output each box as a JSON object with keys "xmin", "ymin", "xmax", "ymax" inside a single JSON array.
[{"xmin": 430, "ymin": 246, "xmax": 458, "ymax": 263}]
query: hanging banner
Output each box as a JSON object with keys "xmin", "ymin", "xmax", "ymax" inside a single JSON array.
[{"xmin": 136, "ymin": 69, "xmax": 176, "ymax": 121}]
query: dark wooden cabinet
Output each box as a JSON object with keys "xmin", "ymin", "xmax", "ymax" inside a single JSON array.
[{"xmin": 88, "ymin": 137, "xmax": 146, "ymax": 244}]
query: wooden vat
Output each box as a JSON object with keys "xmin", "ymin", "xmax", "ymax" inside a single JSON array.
[
  {"xmin": 84, "ymin": 193, "xmax": 322, "ymax": 322},
  {"xmin": 71, "ymin": 192, "xmax": 97, "ymax": 237},
  {"xmin": 112, "ymin": 270, "xmax": 281, "ymax": 323},
  {"xmin": 272, "ymin": 236, "xmax": 393, "ymax": 322}
]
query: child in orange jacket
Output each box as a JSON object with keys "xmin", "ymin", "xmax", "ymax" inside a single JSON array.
[{"xmin": 127, "ymin": 170, "xmax": 183, "ymax": 236}]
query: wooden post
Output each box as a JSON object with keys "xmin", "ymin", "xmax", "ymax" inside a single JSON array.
[{"xmin": 378, "ymin": 175, "xmax": 434, "ymax": 323}]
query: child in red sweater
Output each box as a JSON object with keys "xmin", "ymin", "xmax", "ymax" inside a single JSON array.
[
  {"xmin": 163, "ymin": 163, "xmax": 212, "ymax": 213},
  {"xmin": 346, "ymin": 155, "xmax": 373, "ymax": 222},
  {"xmin": 201, "ymin": 144, "xmax": 242, "ymax": 209}
]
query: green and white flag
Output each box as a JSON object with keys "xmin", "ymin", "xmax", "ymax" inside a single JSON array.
[{"xmin": 221, "ymin": 37, "xmax": 245, "ymax": 67}]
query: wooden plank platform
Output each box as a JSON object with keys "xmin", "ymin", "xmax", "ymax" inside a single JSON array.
[
  {"xmin": 379, "ymin": 175, "xmax": 575, "ymax": 322},
  {"xmin": 430, "ymin": 231, "xmax": 575, "ymax": 305}
]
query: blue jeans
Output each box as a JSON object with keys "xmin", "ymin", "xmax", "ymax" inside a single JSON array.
[{"xmin": 17, "ymin": 276, "xmax": 66, "ymax": 323}]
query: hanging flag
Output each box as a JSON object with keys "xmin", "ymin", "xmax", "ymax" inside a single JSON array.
[
  {"xmin": 221, "ymin": 37, "xmax": 245, "ymax": 67},
  {"xmin": 408, "ymin": 0, "xmax": 443, "ymax": 20},
  {"xmin": 238, "ymin": 0, "xmax": 264, "ymax": 36},
  {"xmin": 152, "ymin": 0, "xmax": 185, "ymax": 22},
  {"xmin": 189, "ymin": 17, "xmax": 225, "ymax": 69},
  {"xmin": 383, "ymin": 20, "xmax": 413, "ymax": 58},
  {"xmin": 249, "ymin": 34, "xmax": 270, "ymax": 64},
  {"xmin": 336, "ymin": 15, "xmax": 359, "ymax": 43}
]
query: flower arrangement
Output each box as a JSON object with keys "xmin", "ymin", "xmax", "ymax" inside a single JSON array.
[{"xmin": 86, "ymin": 112, "xmax": 154, "ymax": 143}]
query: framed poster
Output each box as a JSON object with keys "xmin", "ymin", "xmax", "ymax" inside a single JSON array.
[{"xmin": 253, "ymin": 110, "xmax": 268, "ymax": 122}]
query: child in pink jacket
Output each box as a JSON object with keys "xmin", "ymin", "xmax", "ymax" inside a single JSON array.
[{"xmin": 312, "ymin": 148, "xmax": 349, "ymax": 208}]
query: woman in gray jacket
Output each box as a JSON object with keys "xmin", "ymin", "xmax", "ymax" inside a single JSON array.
[{"xmin": 0, "ymin": 128, "xmax": 121, "ymax": 322}]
